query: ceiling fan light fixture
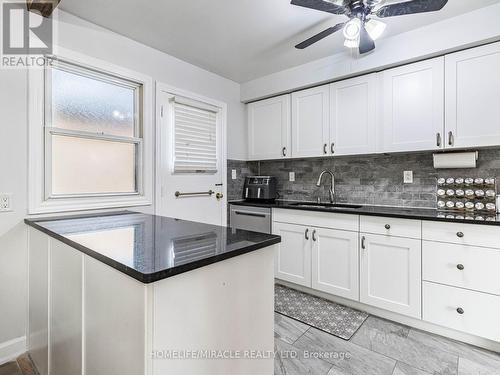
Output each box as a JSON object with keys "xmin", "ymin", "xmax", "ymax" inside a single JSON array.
[
  {"xmin": 343, "ymin": 18, "xmax": 361, "ymax": 40},
  {"xmin": 365, "ymin": 19, "xmax": 386, "ymax": 41},
  {"xmin": 344, "ymin": 37, "xmax": 359, "ymax": 49}
]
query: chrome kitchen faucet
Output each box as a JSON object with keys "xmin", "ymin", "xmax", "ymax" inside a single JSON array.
[{"xmin": 316, "ymin": 170, "xmax": 335, "ymax": 204}]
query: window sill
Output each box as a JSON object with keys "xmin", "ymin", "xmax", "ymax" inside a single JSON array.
[{"xmin": 28, "ymin": 195, "xmax": 152, "ymax": 215}]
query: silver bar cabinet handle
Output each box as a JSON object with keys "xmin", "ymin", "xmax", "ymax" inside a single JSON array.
[
  {"xmin": 323, "ymin": 144, "xmax": 327, "ymax": 155},
  {"xmin": 312, "ymin": 230, "xmax": 317, "ymax": 241},
  {"xmin": 305, "ymin": 228, "xmax": 309, "ymax": 240},
  {"xmin": 448, "ymin": 131, "xmax": 454, "ymax": 146},
  {"xmin": 331, "ymin": 142, "xmax": 335, "ymax": 154},
  {"xmin": 282, "ymin": 147, "xmax": 286, "ymax": 157},
  {"xmin": 361, "ymin": 236, "xmax": 366, "ymax": 249},
  {"xmin": 436, "ymin": 133, "xmax": 441, "ymax": 147}
]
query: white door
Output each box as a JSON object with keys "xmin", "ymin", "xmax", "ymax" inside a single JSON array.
[
  {"xmin": 248, "ymin": 94, "xmax": 291, "ymax": 160},
  {"xmin": 157, "ymin": 89, "xmax": 226, "ymax": 226},
  {"xmin": 292, "ymin": 85, "xmax": 330, "ymax": 158},
  {"xmin": 445, "ymin": 42, "xmax": 500, "ymax": 148},
  {"xmin": 381, "ymin": 57, "xmax": 444, "ymax": 152},
  {"xmin": 273, "ymin": 222, "xmax": 311, "ymax": 287},
  {"xmin": 360, "ymin": 233, "xmax": 421, "ymax": 318},
  {"xmin": 312, "ymin": 227, "xmax": 359, "ymax": 301},
  {"xmin": 330, "ymin": 74, "xmax": 377, "ymax": 156}
]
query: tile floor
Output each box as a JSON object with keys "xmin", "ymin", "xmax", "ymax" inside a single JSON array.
[{"xmin": 274, "ymin": 313, "xmax": 500, "ymax": 375}]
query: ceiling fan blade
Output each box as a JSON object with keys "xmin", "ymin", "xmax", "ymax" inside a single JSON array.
[
  {"xmin": 376, "ymin": 0, "xmax": 448, "ymax": 18},
  {"xmin": 290, "ymin": 0, "xmax": 347, "ymax": 15},
  {"xmin": 359, "ymin": 25, "xmax": 375, "ymax": 54},
  {"xmin": 295, "ymin": 23, "xmax": 345, "ymax": 49}
]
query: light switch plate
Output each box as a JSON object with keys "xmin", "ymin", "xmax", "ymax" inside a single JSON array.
[
  {"xmin": 289, "ymin": 172, "xmax": 295, "ymax": 182},
  {"xmin": 231, "ymin": 169, "xmax": 237, "ymax": 180},
  {"xmin": 0, "ymin": 194, "xmax": 12, "ymax": 212},
  {"xmin": 403, "ymin": 171, "xmax": 413, "ymax": 184}
]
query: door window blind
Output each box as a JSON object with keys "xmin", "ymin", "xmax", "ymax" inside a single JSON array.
[{"xmin": 172, "ymin": 97, "xmax": 218, "ymax": 174}]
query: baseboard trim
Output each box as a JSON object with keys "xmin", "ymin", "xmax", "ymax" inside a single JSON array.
[
  {"xmin": 276, "ymin": 280, "xmax": 500, "ymax": 353},
  {"xmin": 0, "ymin": 336, "xmax": 26, "ymax": 365}
]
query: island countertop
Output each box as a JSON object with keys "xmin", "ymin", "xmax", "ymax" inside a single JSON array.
[{"xmin": 25, "ymin": 211, "xmax": 281, "ymax": 283}]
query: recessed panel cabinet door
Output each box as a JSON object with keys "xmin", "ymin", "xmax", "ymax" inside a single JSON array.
[
  {"xmin": 445, "ymin": 42, "xmax": 500, "ymax": 148},
  {"xmin": 312, "ymin": 228, "xmax": 359, "ymax": 301},
  {"xmin": 248, "ymin": 94, "xmax": 291, "ymax": 160},
  {"xmin": 330, "ymin": 74, "xmax": 377, "ymax": 156},
  {"xmin": 381, "ymin": 57, "xmax": 444, "ymax": 152},
  {"xmin": 292, "ymin": 85, "xmax": 330, "ymax": 158},
  {"xmin": 360, "ymin": 233, "xmax": 421, "ymax": 318},
  {"xmin": 273, "ymin": 222, "xmax": 311, "ymax": 287}
]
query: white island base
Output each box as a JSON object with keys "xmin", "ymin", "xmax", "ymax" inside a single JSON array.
[{"xmin": 28, "ymin": 228, "xmax": 276, "ymax": 375}]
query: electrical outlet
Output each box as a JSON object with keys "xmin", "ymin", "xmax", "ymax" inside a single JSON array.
[
  {"xmin": 289, "ymin": 172, "xmax": 295, "ymax": 182},
  {"xmin": 231, "ymin": 169, "xmax": 237, "ymax": 180},
  {"xmin": 403, "ymin": 171, "xmax": 413, "ymax": 184},
  {"xmin": 0, "ymin": 194, "xmax": 12, "ymax": 212}
]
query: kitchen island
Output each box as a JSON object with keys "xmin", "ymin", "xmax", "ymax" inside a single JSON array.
[{"xmin": 25, "ymin": 211, "xmax": 280, "ymax": 375}]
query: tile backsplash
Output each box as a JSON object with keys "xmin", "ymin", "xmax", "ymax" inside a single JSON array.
[{"xmin": 228, "ymin": 148, "xmax": 500, "ymax": 208}]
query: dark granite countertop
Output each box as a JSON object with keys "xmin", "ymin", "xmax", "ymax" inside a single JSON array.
[
  {"xmin": 229, "ymin": 200, "xmax": 500, "ymax": 226},
  {"xmin": 25, "ymin": 211, "xmax": 281, "ymax": 283}
]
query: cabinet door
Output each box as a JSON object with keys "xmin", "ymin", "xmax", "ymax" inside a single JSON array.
[
  {"xmin": 445, "ymin": 42, "xmax": 500, "ymax": 148},
  {"xmin": 312, "ymin": 227, "xmax": 359, "ymax": 301},
  {"xmin": 381, "ymin": 57, "xmax": 444, "ymax": 152},
  {"xmin": 248, "ymin": 94, "xmax": 291, "ymax": 160},
  {"xmin": 360, "ymin": 233, "xmax": 421, "ymax": 318},
  {"xmin": 330, "ymin": 74, "xmax": 377, "ymax": 156},
  {"xmin": 273, "ymin": 222, "xmax": 311, "ymax": 287},
  {"xmin": 292, "ymin": 85, "xmax": 330, "ymax": 158}
]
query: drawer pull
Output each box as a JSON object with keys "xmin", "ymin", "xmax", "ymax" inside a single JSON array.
[
  {"xmin": 312, "ymin": 230, "xmax": 317, "ymax": 242},
  {"xmin": 361, "ymin": 236, "xmax": 366, "ymax": 250},
  {"xmin": 456, "ymin": 232, "xmax": 464, "ymax": 238},
  {"xmin": 456, "ymin": 264, "xmax": 465, "ymax": 271},
  {"xmin": 456, "ymin": 307, "xmax": 464, "ymax": 315},
  {"xmin": 305, "ymin": 228, "xmax": 309, "ymax": 240},
  {"xmin": 385, "ymin": 224, "xmax": 391, "ymax": 230}
]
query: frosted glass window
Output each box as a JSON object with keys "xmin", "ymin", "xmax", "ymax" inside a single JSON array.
[
  {"xmin": 51, "ymin": 135, "xmax": 137, "ymax": 195},
  {"xmin": 50, "ymin": 67, "xmax": 136, "ymax": 137}
]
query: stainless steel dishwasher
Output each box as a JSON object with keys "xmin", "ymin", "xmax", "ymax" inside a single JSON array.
[{"xmin": 229, "ymin": 204, "xmax": 272, "ymax": 234}]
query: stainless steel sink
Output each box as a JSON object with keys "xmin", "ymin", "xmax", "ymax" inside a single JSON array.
[{"xmin": 289, "ymin": 202, "xmax": 363, "ymax": 209}]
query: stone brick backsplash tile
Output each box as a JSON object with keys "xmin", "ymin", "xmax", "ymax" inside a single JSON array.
[{"xmin": 227, "ymin": 149, "xmax": 500, "ymax": 208}]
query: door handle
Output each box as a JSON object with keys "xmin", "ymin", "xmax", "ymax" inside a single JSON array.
[
  {"xmin": 216, "ymin": 192, "xmax": 224, "ymax": 200},
  {"xmin": 436, "ymin": 133, "xmax": 441, "ymax": 147},
  {"xmin": 361, "ymin": 236, "xmax": 366, "ymax": 250},
  {"xmin": 323, "ymin": 144, "xmax": 327, "ymax": 155},
  {"xmin": 234, "ymin": 211, "xmax": 267, "ymax": 218},
  {"xmin": 448, "ymin": 131, "xmax": 454, "ymax": 146},
  {"xmin": 312, "ymin": 230, "xmax": 317, "ymax": 241},
  {"xmin": 305, "ymin": 228, "xmax": 309, "ymax": 240}
]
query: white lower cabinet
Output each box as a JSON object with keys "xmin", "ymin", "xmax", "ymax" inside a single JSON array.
[
  {"xmin": 312, "ymin": 228, "xmax": 359, "ymax": 300},
  {"xmin": 359, "ymin": 233, "xmax": 422, "ymax": 319},
  {"xmin": 423, "ymin": 282, "xmax": 500, "ymax": 342},
  {"xmin": 273, "ymin": 221, "xmax": 312, "ymax": 287}
]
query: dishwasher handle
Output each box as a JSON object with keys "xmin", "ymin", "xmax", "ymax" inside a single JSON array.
[{"xmin": 234, "ymin": 210, "xmax": 269, "ymax": 218}]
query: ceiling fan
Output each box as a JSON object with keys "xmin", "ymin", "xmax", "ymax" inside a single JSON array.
[{"xmin": 292, "ymin": 0, "xmax": 448, "ymax": 54}]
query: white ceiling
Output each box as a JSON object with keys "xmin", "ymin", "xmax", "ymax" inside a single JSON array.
[{"xmin": 60, "ymin": 0, "xmax": 500, "ymax": 83}]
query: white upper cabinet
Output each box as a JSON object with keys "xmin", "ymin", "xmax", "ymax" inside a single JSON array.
[
  {"xmin": 445, "ymin": 42, "xmax": 500, "ymax": 148},
  {"xmin": 381, "ymin": 57, "xmax": 444, "ymax": 152},
  {"xmin": 330, "ymin": 74, "xmax": 377, "ymax": 156},
  {"xmin": 292, "ymin": 85, "xmax": 330, "ymax": 158},
  {"xmin": 248, "ymin": 94, "xmax": 291, "ymax": 160}
]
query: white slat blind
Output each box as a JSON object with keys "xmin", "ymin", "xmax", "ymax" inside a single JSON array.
[{"xmin": 172, "ymin": 98, "xmax": 218, "ymax": 174}]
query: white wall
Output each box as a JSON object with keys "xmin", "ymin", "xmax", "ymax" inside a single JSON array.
[
  {"xmin": 0, "ymin": 9, "xmax": 246, "ymax": 357},
  {"xmin": 241, "ymin": 3, "xmax": 500, "ymax": 102}
]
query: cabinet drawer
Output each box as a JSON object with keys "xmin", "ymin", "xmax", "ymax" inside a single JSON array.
[
  {"xmin": 423, "ymin": 241, "xmax": 500, "ymax": 296},
  {"xmin": 360, "ymin": 216, "xmax": 421, "ymax": 239},
  {"xmin": 273, "ymin": 209, "xmax": 358, "ymax": 232},
  {"xmin": 423, "ymin": 282, "xmax": 500, "ymax": 342},
  {"xmin": 422, "ymin": 221, "xmax": 500, "ymax": 248}
]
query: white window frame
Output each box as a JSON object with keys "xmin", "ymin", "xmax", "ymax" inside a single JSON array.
[{"xmin": 28, "ymin": 47, "xmax": 153, "ymax": 214}]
